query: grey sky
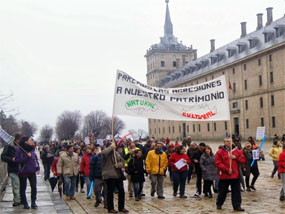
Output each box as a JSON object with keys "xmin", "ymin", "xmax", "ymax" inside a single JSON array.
[{"xmin": 0, "ymin": 0, "xmax": 284, "ymax": 138}]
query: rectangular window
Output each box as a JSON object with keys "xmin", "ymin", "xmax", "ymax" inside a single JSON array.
[
  {"xmin": 173, "ymin": 61, "xmax": 177, "ymax": 67},
  {"xmin": 272, "ymin": 116, "xmax": 276, "ymax": 128},
  {"xmin": 244, "ymin": 64, "xmax": 247, "ymax": 71},
  {"xmin": 212, "ymin": 75, "xmax": 214, "ymax": 80},
  {"xmin": 205, "ymin": 77, "xmax": 208, "ymax": 82},
  {"xmin": 159, "ymin": 128, "xmax": 160, "ymax": 134},
  {"xmin": 246, "ymin": 119, "xmax": 249, "ymax": 129},
  {"xmin": 214, "ymin": 122, "xmax": 216, "ymax": 131},
  {"xmin": 261, "ymin": 117, "xmax": 264, "ymax": 126},
  {"xmin": 225, "ymin": 121, "xmax": 228, "ymax": 130},
  {"xmin": 187, "ymin": 125, "xmax": 189, "ymax": 133},
  {"xmin": 271, "ymin": 95, "xmax": 275, "ymax": 106},
  {"xmin": 163, "ymin": 127, "xmax": 165, "ymax": 134},
  {"xmin": 259, "ymin": 75, "xmax": 262, "ymax": 86},
  {"xmin": 258, "ymin": 58, "xmax": 261, "ymax": 66},
  {"xmin": 172, "ymin": 126, "xmax": 175, "ymax": 133},
  {"xmin": 179, "ymin": 126, "xmax": 181, "ymax": 133},
  {"xmin": 149, "ymin": 129, "xmax": 152, "ymax": 135},
  {"xmin": 244, "ymin": 80, "xmax": 247, "ymax": 90},
  {"xmin": 154, "ymin": 128, "xmax": 156, "ymax": 134},
  {"xmin": 233, "ymin": 102, "xmax": 238, "ymax": 109},
  {"xmin": 193, "ymin": 124, "xmax": 195, "ymax": 132},
  {"xmin": 198, "ymin": 124, "xmax": 201, "ymax": 132},
  {"xmin": 269, "ymin": 54, "xmax": 272, "ymax": 62},
  {"xmin": 169, "ymin": 126, "xmax": 171, "ymax": 133},
  {"xmin": 270, "ymin": 72, "xmax": 274, "ymax": 83},
  {"xmin": 233, "ymin": 83, "xmax": 236, "ymax": 93},
  {"xmin": 245, "ymin": 100, "xmax": 248, "ymax": 110},
  {"xmin": 161, "ymin": 61, "xmax": 165, "ymax": 67},
  {"xmin": 260, "ymin": 97, "xmax": 263, "ymax": 108},
  {"xmin": 207, "ymin": 123, "xmax": 210, "ymax": 132},
  {"xmin": 232, "ymin": 68, "xmax": 235, "ymax": 74}
]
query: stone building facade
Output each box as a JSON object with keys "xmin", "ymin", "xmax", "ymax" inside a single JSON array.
[{"xmin": 146, "ymin": 3, "xmax": 285, "ymax": 140}]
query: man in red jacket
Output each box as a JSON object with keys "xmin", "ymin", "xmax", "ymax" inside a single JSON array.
[{"xmin": 215, "ymin": 138, "xmax": 246, "ymax": 211}]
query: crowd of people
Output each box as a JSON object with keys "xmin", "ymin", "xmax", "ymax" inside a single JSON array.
[{"xmin": 1, "ymin": 133, "xmax": 285, "ymax": 213}]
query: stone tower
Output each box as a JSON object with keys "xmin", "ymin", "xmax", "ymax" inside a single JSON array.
[{"xmin": 145, "ymin": 0, "xmax": 197, "ymax": 87}]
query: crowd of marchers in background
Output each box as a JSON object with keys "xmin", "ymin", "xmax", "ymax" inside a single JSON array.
[{"xmin": 1, "ymin": 133, "xmax": 285, "ymax": 213}]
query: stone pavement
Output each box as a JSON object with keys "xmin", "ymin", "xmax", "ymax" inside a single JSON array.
[
  {"xmin": 0, "ymin": 151, "xmax": 71, "ymax": 214},
  {"xmin": 65, "ymin": 141, "xmax": 285, "ymax": 214}
]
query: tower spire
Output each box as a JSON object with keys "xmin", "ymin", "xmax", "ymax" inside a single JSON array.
[{"xmin": 164, "ymin": 0, "xmax": 173, "ymax": 36}]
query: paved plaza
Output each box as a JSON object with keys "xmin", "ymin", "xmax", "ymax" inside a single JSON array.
[{"xmin": 1, "ymin": 141, "xmax": 285, "ymax": 214}]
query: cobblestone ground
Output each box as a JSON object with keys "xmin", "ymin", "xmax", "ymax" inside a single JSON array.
[{"xmin": 66, "ymin": 141, "xmax": 285, "ymax": 214}]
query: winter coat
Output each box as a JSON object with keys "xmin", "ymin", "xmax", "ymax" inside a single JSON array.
[
  {"xmin": 269, "ymin": 145, "xmax": 282, "ymax": 161},
  {"xmin": 215, "ymin": 146, "xmax": 245, "ymax": 180},
  {"xmin": 80, "ymin": 153, "xmax": 92, "ymax": 176},
  {"xmin": 51, "ymin": 157, "xmax": 60, "ymax": 177},
  {"xmin": 278, "ymin": 150, "xmax": 285, "ymax": 173},
  {"xmin": 101, "ymin": 145, "xmax": 125, "ymax": 180},
  {"xmin": 1, "ymin": 142, "xmax": 19, "ymax": 173},
  {"xmin": 200, "ymin": 153, "xmax": 217, "ymax": 180},
  {"xmin": 57, "ymin": 152, "xmax": 79, "ymax": 177},
  {"xmin": 127, "ymin": 157, "xmax": 145, "ymax": 183},
  {"xmin": 192, "ymin": 149, "xmax": 204, "ymax": 173},
  {"xmin": 41, "ymin": 151, "xmax": 54, "ymax": 165},
  {"xmin": 187, "ymin": 147, "xmax": 198, "ymax": 167},
  {"xmin": 15, "ymin": 148, "xmax": 40, "ymax": 176},
  {"xmin": 89, "ymin": 154, "xmax": 102, "ymax": 180},
  {"xmin": 145, "ymin": 150, "xmax": 168, "ymax": 175},
  {"xmin": 169, "ymin": 152, "xmax": 190, "ymax": 172},
  {"xmin": 242, "ymin": 149, "xmax": 258, "ymax": 177}
]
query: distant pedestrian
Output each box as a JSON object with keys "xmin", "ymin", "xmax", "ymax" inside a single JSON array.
[
  {"xmin": 41, "ymin": 145, "xmax": 54, "ymax": 181},
  {"xmin": 186, "ymin": 143, "xmax": 198, "ymax": 183},
  {"xmin": 15, "ymin": 137, "xmax": 40, "ymax": 209},
  {"xmin": 80, "ymin": 146, "xmax": 92, "ymax": 199},
  {"xmin": 1, "ymin": 133, "xmax": 22, "ymax": 207},
  {"xmin": 269, "ymin": 140, "xmax": 282, "ymax": 179},
  {"xmin": 200, "ymin": 145, "xmax": 217, "ymax": 198},
  {"xmin": 169, "ymin": 145, "xmax": 190, "ymax": 198}
]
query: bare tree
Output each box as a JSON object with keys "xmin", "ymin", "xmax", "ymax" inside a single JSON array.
[
  {"xmin": 103, "ymin": 116, "xmax": 125, "ymax": 137},
  {"xmin": 82, "ymin": 110, "xmax": 109, "ymax": 138},
  {"xmin": 56, "ymin": 110, "xmax": 82, "ymax": 140},
  {"xmin": 20, "ymin": 121, "xmax": 37, "ymax": 138},
  {"xmin": 40, "ymin": 125, "xmax": 53, "ymax": 142}
]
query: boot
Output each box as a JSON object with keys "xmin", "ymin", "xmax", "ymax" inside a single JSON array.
[
  {"xmin": 23, "ymin": 202, "xmax": 30, "ymax": 209},
  {"xmin": 31, "ymin": 200, "xmax": 38, "ymax": 209}
]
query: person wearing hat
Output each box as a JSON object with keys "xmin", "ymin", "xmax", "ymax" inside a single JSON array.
[
  {"xmin": 242, "ymin": 143, "xmax": 260, "ymax": 191},
  {"xmin": 57, "ymin": 144, "xmax": 79, "ymax": 201}
]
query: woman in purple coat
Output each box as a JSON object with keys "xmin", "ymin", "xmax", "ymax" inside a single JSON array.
[{"xmin": 15, "ymin": 137, "xmax": 40, "ymax": 209}]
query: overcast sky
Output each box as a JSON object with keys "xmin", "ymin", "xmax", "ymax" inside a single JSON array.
[{"xmin": 0, "ymin": 0, "xmax": 284, "ymax": 138}]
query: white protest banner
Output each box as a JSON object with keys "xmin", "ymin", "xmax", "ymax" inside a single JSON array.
[
  {"xmin": 0, "ymin": 125, "xmax": 14, "ymax": 144},
  {"xmin": 256, "ymin": 127, "xmax": 265, "ymax": 140},
  {"xmin": 113, "ymin": 70, "xmax": 230, "ymax": 121}
]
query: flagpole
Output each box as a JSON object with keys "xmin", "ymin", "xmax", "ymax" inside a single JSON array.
[{"xmin": 227, "ymin": 77, "xmax": 233, "ymax": 171}]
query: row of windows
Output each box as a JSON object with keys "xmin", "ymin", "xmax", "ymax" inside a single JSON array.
[
  {"xmin": 149, "ymin": 121, "xmax": 229, "ymax": 135},
  {"xmin": 232, "ymin": 95, "xmax": 276, "ymax": 110},
  {"xmin": 245, "ymin": 117, "xmax": 276, "ymax": 129},
  {"xmin": 232, "ymin": 72, "xmax": 274, "ymax": 92}
]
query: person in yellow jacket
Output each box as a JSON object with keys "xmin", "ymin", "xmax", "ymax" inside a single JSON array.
[
  {"xmin": 146, "ymin": 142, "xmax": 168, "ymax": 199},
  {"xmin": 269, "ymin": 140, "xmax": 282, "ymax": 178}
]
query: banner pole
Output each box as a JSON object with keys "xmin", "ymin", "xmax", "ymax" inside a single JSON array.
[{"xmin": 228, "ymin": 119, "xmax": 233, "ymax": 171}]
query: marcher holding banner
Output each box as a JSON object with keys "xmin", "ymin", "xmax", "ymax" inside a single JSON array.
[{"xmin": 215, "ymin": 138, "xmax": 245, "ymax": 211}]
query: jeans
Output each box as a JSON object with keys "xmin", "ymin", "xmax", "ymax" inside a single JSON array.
[
  {"xmin": 19, "ymin": 174, "xmax": 37, "ymax": 204},
  {"xmin": 10, "ymin": 173, "xmax": 21, "ymax": 203},
  {"xmin": 172, "ymin": 170, "xmax": 187, "ymax": 196},
  {"xmin": 64, "ymin": 176, "xmax": 77, "ymax": 197},
  {"xmin": 84, "ymin": 177, "xmax": 91, "ymax": 196},
  {"xmin": 272, "ymin": 161, "xmax": 279, "ymax": 176},
  {"xmin": 43, "ymin": 163, "xmax": 51, "ymax": 181},
  {"xmin": 133, "ymin": 182, "xmax": 144, "ymax": 198},
  {"xmin": 187, "ymin": 165, "xmax": 194, "ymax": 182},
  {"xmin": 127, "ymin": 174, "xmax": 134, "ymax": 196},
  {"xmin": 149, "ymin": 174, "xmax": 164, "ymax": 197},
  {"xmin": 105, "ymin": 178, "xmax": 125, "ymax": 211},
  {"xmin": 216, "ymin": 179, "xmax": 242, "ymax": 209},
  {"xmin": 76, "ymin": 174, "xmax": 84, "ymax": 189}
]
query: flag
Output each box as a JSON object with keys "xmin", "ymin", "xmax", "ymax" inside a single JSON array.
[{"xmin": 228, "ymin": 81, "xmax": 233, "ymax": 91}]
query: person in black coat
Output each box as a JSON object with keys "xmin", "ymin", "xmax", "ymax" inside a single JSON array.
[
  {"xmin": 192, "ymin": 142, "xmax": 206, "ymax": 197},
  {"xmin": 40, "ymin": 145, "xmax": 54, "ymax": 181},
  {"xmin": 1, "ymin": 133, "xmax": 22, "ymax": 206},
  {"xmin": 127, "ymin": 149, "xmax": 145, "ymax": 201}
]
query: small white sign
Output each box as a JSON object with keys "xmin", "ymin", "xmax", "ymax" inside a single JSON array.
[
  {"xmin": 256, "ymin": 127, "xmax": 265, "ymax": 140},
  {"xmin": 252, "ymin": 150, "xmax": 259, "ymax": 160},
  {"xmin": 96, "ymin": 139, "xmax": 104, "ymax": 146},
  {"xmin": 85, "ymin": 137, "xmax": 90, "ymax": 145}
]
